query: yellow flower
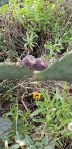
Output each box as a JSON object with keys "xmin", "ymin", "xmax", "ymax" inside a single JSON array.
[{"xmin": 32, "ymin": 91, "xmax": 41, "ymax": 100}]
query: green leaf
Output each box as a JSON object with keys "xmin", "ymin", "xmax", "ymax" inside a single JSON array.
[
  {"xmin": 42, "ymin": 135, "xmax": 49, "ymax": 146},
  {"xmin": 0, "ymin": 0, "xmax": 8, "ymax": 7},
  {"xmin": 45, "ymin": 144, "xmax": 55, "ymax": 149},
  {"xmin": 24, "ymin": 135, "xmax": 33, "ymax": 146},
  {"xmin": 0, "ymin": 144, "xmax": 4, "ymax": 149},
  {"xmin": 10, "ymin": 144, "xmax": 19, "ymax": 149},
  {"xmin": 33, "ymin": 118, "xmax": 46, "ymax": 123},
  {"xmin": 0, "ymin": 118, "xmax": 12, "ymax": 136},
  {"xmin": 35, "ymin": 141, "xmax": 43, "ymax": 148},
  {"xmin": 29, "ymin": 145, "xmax": 36, "ymax": 149},
  {"xmin": 30, "ymin": 108, "xmax": 44, "ymax": 117}
]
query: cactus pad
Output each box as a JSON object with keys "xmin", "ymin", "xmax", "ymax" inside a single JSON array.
[
  {"xmin": 34, "ymin": 52, "xmax": 72, "ymax": 81},
  {"xmin": 0, "ymin": 62, "xmax": 33, "ymax": 80}
]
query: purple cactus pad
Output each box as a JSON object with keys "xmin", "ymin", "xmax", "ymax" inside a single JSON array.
[
  {"xmin": 21, "ymin": 55, "xmax": 48, "ymax": 70},
  {"xmin": 21, "ymin": 55, "xmax": 36, "ymax": 68},
  {"xmin": 34, "ymin": 58, "xmax": 48, "ymax": 70}
]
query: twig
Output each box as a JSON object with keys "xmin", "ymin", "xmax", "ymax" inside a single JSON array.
[{"xmin": 21, "ymin": 99, "xmax": 28, "ymax": 111}]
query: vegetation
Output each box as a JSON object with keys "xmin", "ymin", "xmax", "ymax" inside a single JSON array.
[{"xmin": 0, "ymin": 0, "xmax": 72, "ymax": 149}]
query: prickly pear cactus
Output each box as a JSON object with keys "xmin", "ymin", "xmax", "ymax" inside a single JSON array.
[
  {"xmin": 0, "ymin": 62, "xmax": 33, "ymax": 80},
  {"xmin": 0, "ymin": 52, "xmax": 72, "ymax": 81},
  {"xmin": 34, "ymin": 52, "xmax": 72, "ymax": 81},
  {"xmin": 0, "ymin": 55, "xmax": 48, "ymax": 80}
]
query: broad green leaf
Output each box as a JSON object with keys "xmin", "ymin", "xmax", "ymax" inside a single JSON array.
[
  {"xmin": 0, "ymin": 0, "xmax": 8, "ymax": 7},
  {"xmin": 0, "ymin": 118, "xmax": 12, "ymax": 136}
]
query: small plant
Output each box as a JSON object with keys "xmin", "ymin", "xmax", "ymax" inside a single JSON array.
[
  {"xmin": 44, "ymin": 39, "xmax": 64, "ymax": 56},
  {"xmin": 22, "ymin": 31, "xmax": 38, "ymax": 53}
]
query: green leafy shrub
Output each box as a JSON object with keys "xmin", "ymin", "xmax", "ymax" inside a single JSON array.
[
  {"xmin": 1, "ymin": 0, "xmax": 71, "ymax": 56},
  {"xmin": 31, "ymin": 88, "xmax": 72, "ymax": 146},
  {"xmin": 2, "ymin": 88, "xmax": 72, "ymax": 148}
]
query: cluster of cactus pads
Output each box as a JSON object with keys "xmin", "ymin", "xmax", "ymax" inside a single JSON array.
[
  {"xmin": 0, "ymin": 55, "xmax": 48, "ymax": 80},
  {"xmin": 0, "ymin": 52, "xmax": 72, "ymax": 81},
  {"xmin": 20, "ymin": 55, "xmax": 48, "ymax": 71}
]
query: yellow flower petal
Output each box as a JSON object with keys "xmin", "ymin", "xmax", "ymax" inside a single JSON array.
[{"xmin": 32, "ymin": 91, "xmax": 41, "ymax": 100}]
